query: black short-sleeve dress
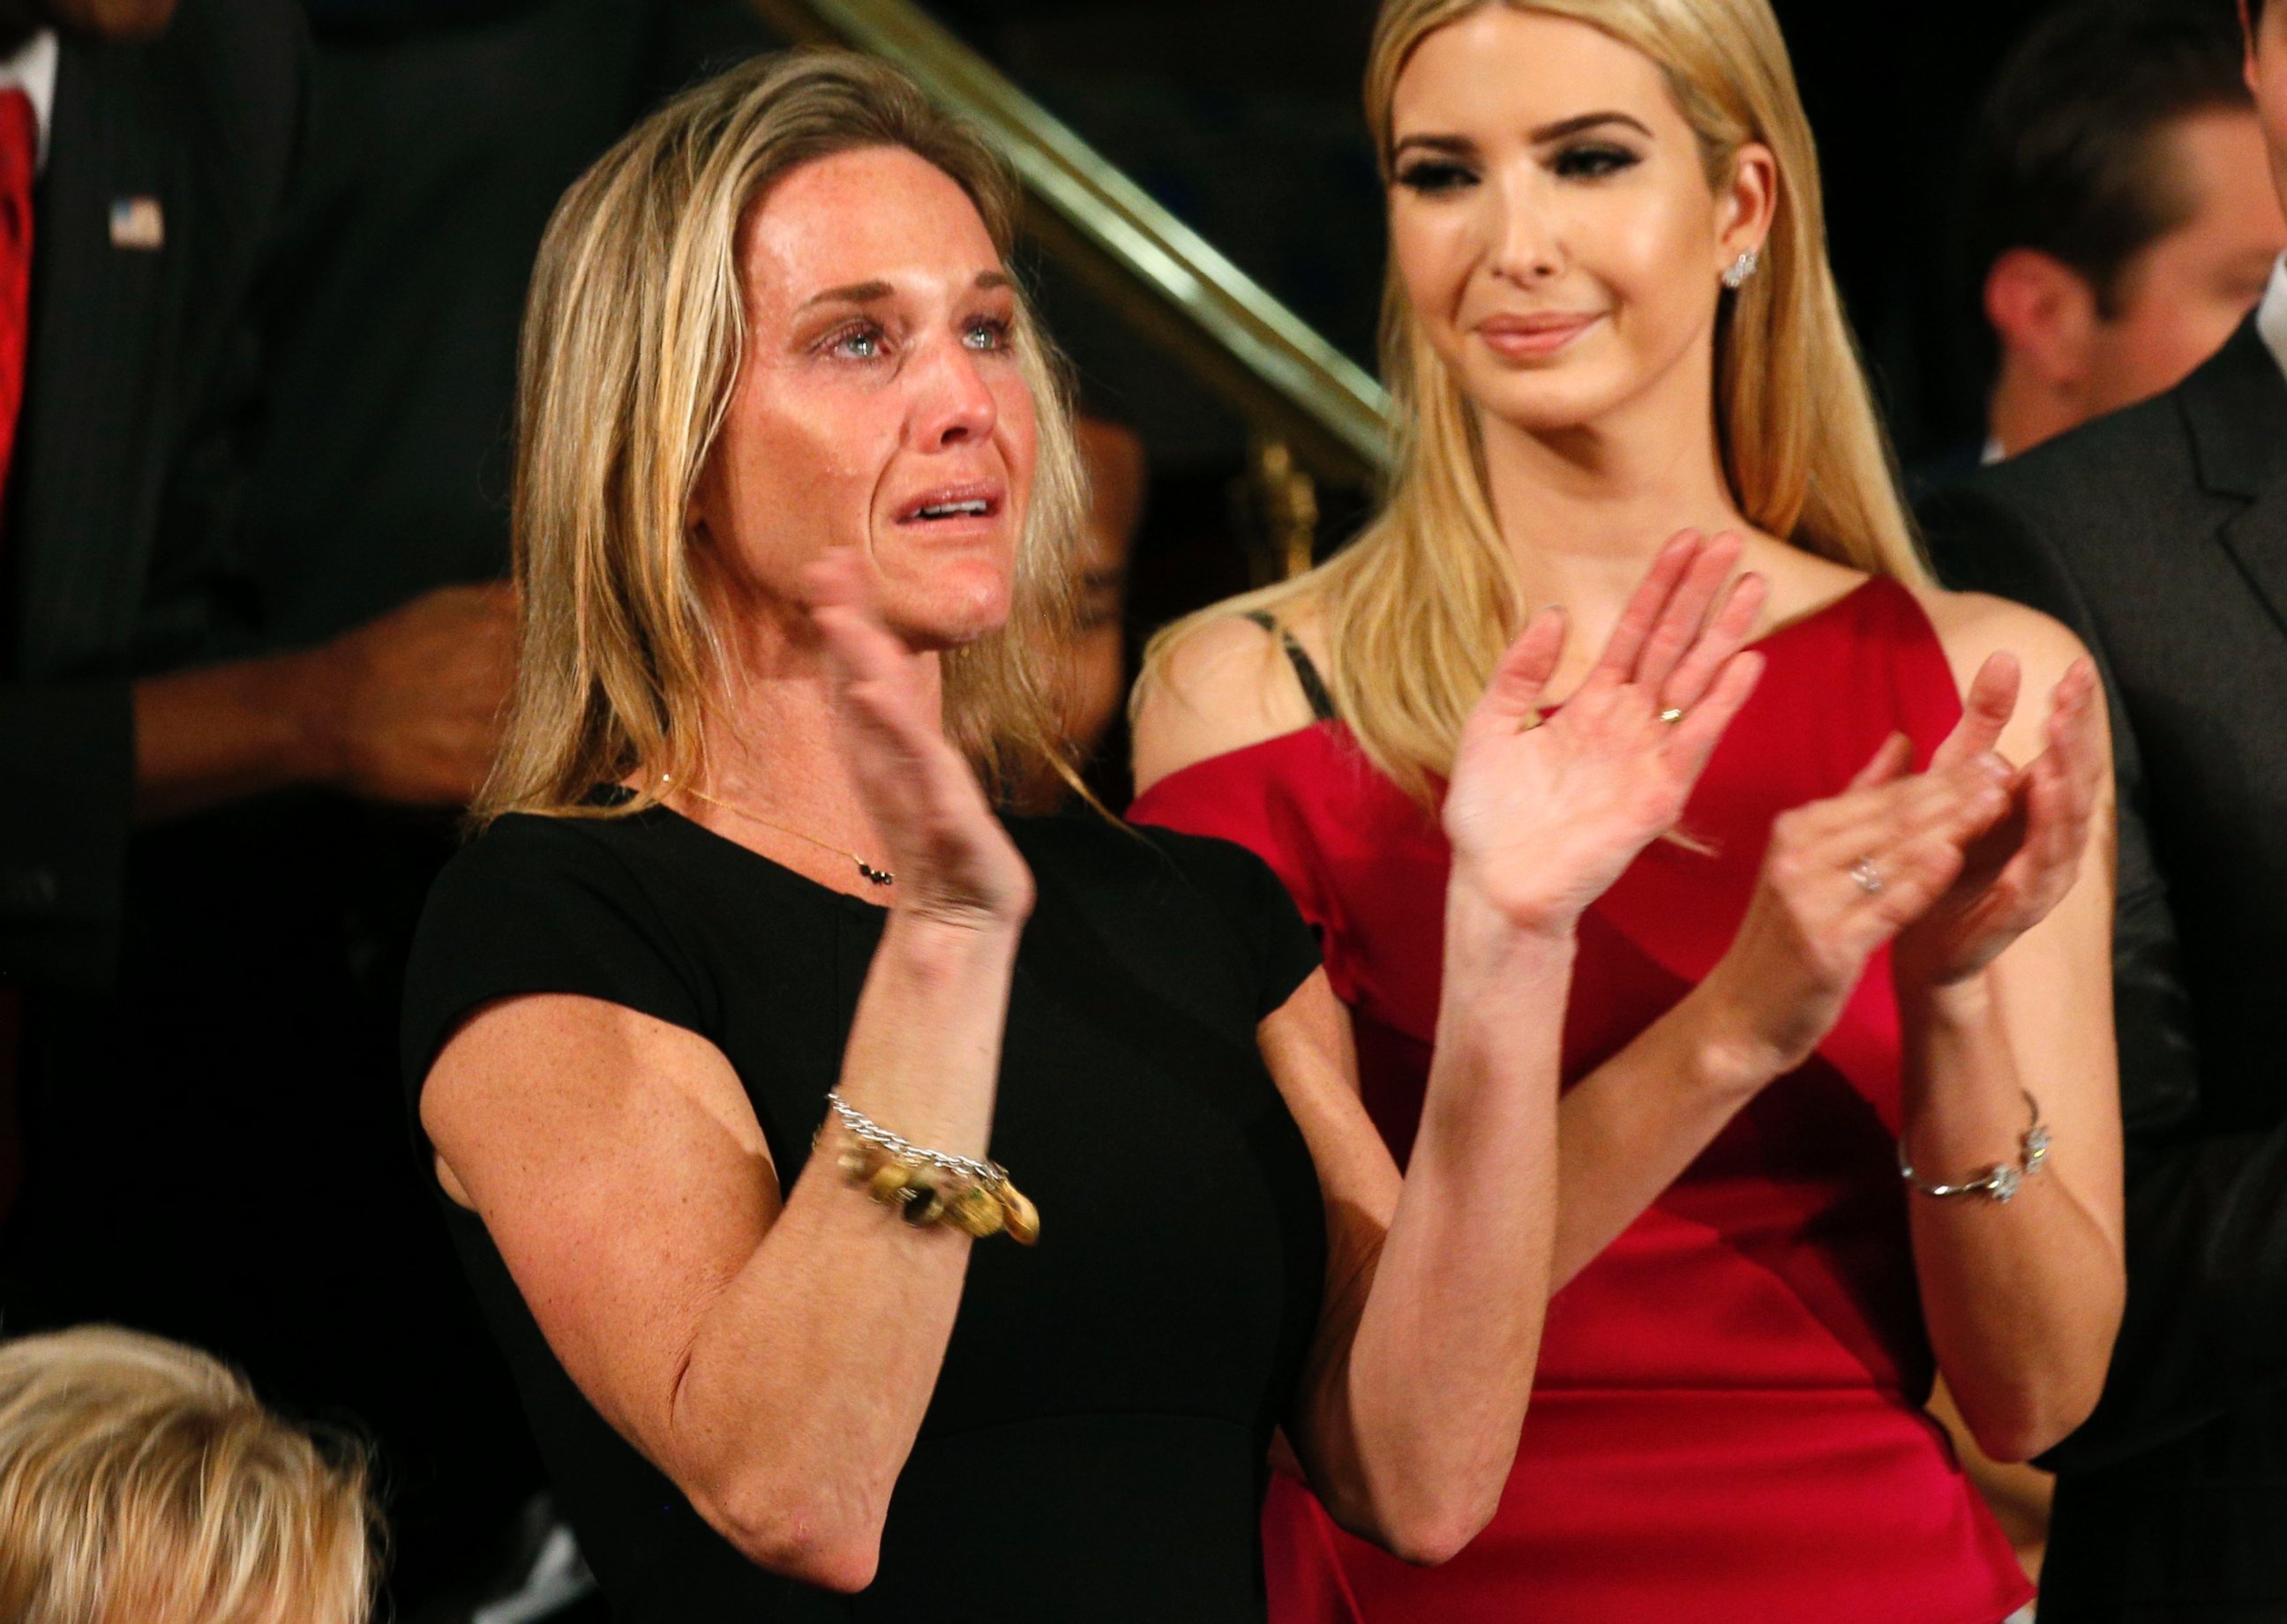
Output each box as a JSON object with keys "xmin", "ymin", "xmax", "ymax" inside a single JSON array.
[{"xmin": 401, "ymin": 796, "xmax": 1327, "ymax": 1622}]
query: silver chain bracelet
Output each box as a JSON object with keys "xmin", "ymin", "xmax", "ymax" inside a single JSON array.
[
  {"xmin": 823, "ymin": 1091, "xmax": 1007, "ymax": 1190},
  {"xmin": 1898, "ymin": 1089, "xmax": 2051, "ymax": 1202}
]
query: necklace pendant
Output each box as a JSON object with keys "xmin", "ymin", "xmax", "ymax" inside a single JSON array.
[{"xmin": 856, "ymin": 859, "xmax": 896, "ymax": 887}]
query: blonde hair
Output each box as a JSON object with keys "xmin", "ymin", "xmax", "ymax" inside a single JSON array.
[
  {"xmin": 1141, "ymin": 0, "xmax": 1926, "ymax": 802},
  {"xmin": 0, "ymin": 1327, "xmax": 374, "ymax": 1624},
  {"xmin": 481, "ymin": 49, "xmax": 1086, "ymax": 822}
]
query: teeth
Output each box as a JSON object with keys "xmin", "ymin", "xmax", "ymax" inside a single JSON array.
[{"xmin": 917, "ymin": 500, "xmax": 990, "ymax": 519}]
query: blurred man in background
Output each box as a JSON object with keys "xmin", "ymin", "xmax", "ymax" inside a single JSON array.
[
  {"xmin": 1921, "ymin": 1, "xmax": 2287, "ymax": 1614},
  {"xmin": 1962, "ymin": 0, "xmax": 2283, "ymax": 464},
  {"xmin": 0, "ymin": 0, "xmax": 545, "ymax": 1614}
]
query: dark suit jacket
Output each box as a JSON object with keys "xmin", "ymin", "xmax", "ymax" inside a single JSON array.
[
  {"xmin": 1921, "ymin": 318, "xmax": 2287, "ymax": 1618},
  {"xmin": 0, "ymin": 0, "xmax": 304, "ymax": 987}
]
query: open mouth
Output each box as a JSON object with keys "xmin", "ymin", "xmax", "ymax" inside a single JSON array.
[{"xmin": 894, "ymin": 485, "xmax": 1003, "ymax": 525}]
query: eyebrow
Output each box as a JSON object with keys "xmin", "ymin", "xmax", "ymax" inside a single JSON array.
[
  {"xmin": 795, "ymin": 270, "xmax": 1014, "ymax": 313},
  {"xmin": 1391, "ymin": 110, "xmax": 1653, "ymax": 161}
]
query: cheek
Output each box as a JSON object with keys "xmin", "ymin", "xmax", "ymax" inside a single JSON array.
[
  {"xmin": 712, "ymin": 390, "xmax": 887, "ymax": 584},
  {"xmin": 995, "ymin": 377, "xmax": 1040, "ymax": 509},
  {"xmin": 1391, "ymin": 204, "xmax": 1477, "ymax": 326}
]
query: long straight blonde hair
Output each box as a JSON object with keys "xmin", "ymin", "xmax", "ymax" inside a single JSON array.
[
  {"xmin": 480, "ymin": 50, "xmax": 1086, "ymax": 823},
  {"xmin": 1141, "ymin": 0, "xmax": 1926, "ymax": 803}
]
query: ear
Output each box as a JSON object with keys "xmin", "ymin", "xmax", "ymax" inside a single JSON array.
[
  {"xmin": 1983, "ymin": 247, "xmax": 2100, "ymax": 391},
  {"xmin": 1715, "ymin": 142, "xmax": 1780, "ymax": 272}
]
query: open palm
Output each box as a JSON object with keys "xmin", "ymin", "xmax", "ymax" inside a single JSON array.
[{"xmin": 1445, "ymin": 533, "xmax": 1767, "ymax": 931}]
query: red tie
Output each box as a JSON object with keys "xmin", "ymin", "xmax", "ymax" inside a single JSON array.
[{"xmin": 0, "ymin": 86, "xmax": 38, "ymax": 1226}]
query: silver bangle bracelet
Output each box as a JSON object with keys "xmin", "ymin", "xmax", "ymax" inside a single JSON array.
[{"xmin": 1898, "ymin": 1089, "xmax": 2051, "ymax": 1202}]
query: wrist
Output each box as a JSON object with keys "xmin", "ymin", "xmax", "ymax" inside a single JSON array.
[
  {"xmin": 262, "ymin": 640, "xmax": 351, "ymax": 791},
  {"xmin": 881, "ymin": 903, "xmax": 1028, "ymax": 966},
  {"xmin": 1674, "ymin": 969, "xmax": 1795, "ymax": 1100},
  {"xmin": 1445, "ymin": 860, "xmax": 1581, "ymax": 945},
  {"xmin": 1896, "ymin": 968, "xmax": 1997, "ymax": 1034}
]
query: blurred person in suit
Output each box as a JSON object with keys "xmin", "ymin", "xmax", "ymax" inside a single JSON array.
[
  {"xmin": 1919, "ymin": 2, "xmax": 2287, "ymax": 1613},
  {"xmin": 0, "ymin": 0, "xmax": 564, "ymax": 1613},
  {"xmin": 1962, "ymin": 0, "xmax": 2283, "ymax": 468},
  {"xmin": 1925, "ymin": 2, "xmax": 2283, "ymax": 1580}
]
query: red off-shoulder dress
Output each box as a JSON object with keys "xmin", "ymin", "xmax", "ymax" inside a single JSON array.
[{"xmin": 1129, "ymin": 577, "xmax": 2034, "ymax": 1624}]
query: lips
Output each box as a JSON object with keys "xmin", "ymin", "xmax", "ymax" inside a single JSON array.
[
  {"xmin": 891, "ymin": 481, "xmax": 1005, "ymax": 525},
  {"xmin": 1474, "ymin": 311, "xmax": 1603, "ymax": 359}
]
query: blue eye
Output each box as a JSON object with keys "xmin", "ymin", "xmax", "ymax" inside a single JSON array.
[
  {"xmin": 963, "ymin": 317, "xmax": 1012, "ymax": 352},
  {"xmin": 827, "ymin": 324, "xmax": 886, "ymax": 361}
]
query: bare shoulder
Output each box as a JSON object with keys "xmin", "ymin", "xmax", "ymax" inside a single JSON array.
[
  {"xmin": 1131, "ymin": 598, "xmax": 1327, "ymax": 794},
  {"xmin": 1908, "ymin": 583, "xmax": 2092, "ymax": 692},
  {"xmin": 1906, "ymin": 583, "xmax": 2107, "ymax": 764}
]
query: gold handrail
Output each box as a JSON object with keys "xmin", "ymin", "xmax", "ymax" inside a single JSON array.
[{"xmin": 747, "ymin": 0, "xmax": 1392, "ymax": 493}]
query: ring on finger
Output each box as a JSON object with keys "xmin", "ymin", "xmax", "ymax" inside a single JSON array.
[
  {"xmin": 1848, "ymin": 856, "xmax": 1884, "ymax": 896},
  {"xmin": 1658, "ymin": 707, "xmax": 1686, "ymax": 726}
]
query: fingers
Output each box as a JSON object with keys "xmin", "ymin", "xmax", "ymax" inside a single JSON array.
[
  {"xmin": 1931, "ymin": 652, "xmax": 2021, "ymax": 770},
  {"xmin": 1659, "ymin": 565, "xmax": 1766, "ymax": 715},
  {"xmin": 1591, "ymin": 530, "xmax": 1703, "ymax": 681},
  {"xmin": 1661, "ymin": 648, "xmax": 1764, "ymax": 788},
  {"xmin": 1467, "ymin": 605, "xmax": 1569, "ymax": 737},
  {"xmin": 1634, "ymin": 532, "xmax": 1749, "ymax": 697},
  {"xmin": 1989, "ymin": 661, "xmax": 2104, "ymax": 920},
  {"xmin": 1762, "ymin": 762, "xmax": 2010, "ymax": 962},
  {"xmin": 1846, "ymin": 732, "xmax": 1914, "ymax": 792}
]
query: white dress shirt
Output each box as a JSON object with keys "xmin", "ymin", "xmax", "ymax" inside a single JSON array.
[
  {"xmin": 2259, "ymin": 252, "xmax": 2287, "ymax": 387},
  {"xmin": 0, "ymin": 29, "xmax": 56, "ymax": 174}
]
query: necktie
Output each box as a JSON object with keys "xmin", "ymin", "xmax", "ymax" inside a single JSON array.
[
  {"xmin": 0, "ymin": 85, "xmax": 39, "ymax": 1227},
  {"xmin": 0, "ymin": 88, "xmax": 34, "ymax": 503}
]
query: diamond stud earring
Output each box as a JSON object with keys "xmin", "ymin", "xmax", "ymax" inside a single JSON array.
[{"xmin": 1722, "ymin": 247, "xmax": 1762, "ymax": 289}]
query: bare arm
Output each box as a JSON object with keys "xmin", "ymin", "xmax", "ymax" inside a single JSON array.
[
  {"xmin": 426, "ymin": 904, "xmax": 1020, "ymax": 1592},
  {"xmin": 131, "ymin": 582, "xmax": 518, "ymax": 823},
  {"xmin": 1244, "ymin": 533, "xmax": 1767, "ymax": 1560},
  {"xmin": 1892, "ymin": 595, "xmax": 2123, "ymax": 1462},
  {"xmin": 425, "ymin": 552, "xmax": 1038, "ymax": 1591}
]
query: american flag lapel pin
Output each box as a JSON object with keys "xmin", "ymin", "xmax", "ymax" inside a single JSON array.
[{"xmin": 109, "ymin": 197, "xmax": 163, "ymax": 251}]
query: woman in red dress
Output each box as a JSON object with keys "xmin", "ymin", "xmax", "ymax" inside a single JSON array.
[{"xmin": 1129, "ymin": 2, "xmax": 2123, "ymax": 1620}]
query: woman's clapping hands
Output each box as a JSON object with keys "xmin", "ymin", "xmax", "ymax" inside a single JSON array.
[
  {"xmin": 1443, "ymin": 530, "xmax": 1768, "ymax": 932},
  {"xmin": 1699, "ymin": 647, "xmax": 2106, "ymax": 1080}
]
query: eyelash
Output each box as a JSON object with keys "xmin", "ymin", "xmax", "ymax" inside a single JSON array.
[
  {"xmin": 816, "ymin": 315, "xmax": 1014, "ymax": 363},
  {"xmin": 1553, "ymin": 144, "xmax": 1639, "ymax": 180},
  {"xmin": 1394, "ymin": 160, "xmax": 1477, "ymax": 195},
  {"xmin": 1393, "ymin": 143, "xmax": 1643, "ymax": 194}
]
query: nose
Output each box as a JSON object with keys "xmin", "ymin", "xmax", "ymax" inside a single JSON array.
[
  {"xmin": 1485, "ymin": 168, "xmax": 1563, "ymax": 288},
  {"xmin": 909, "ymin": 332, "xmax": 999, "ymax": 453}
]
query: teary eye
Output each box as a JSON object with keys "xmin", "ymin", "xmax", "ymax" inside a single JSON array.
[
  {"xmin": 824, "ymin": 322, "xmax": 888, "ymax": 361},
  {"xmin": 963, "ymin": 316, "xmax": 1013, "ymax": 352}
]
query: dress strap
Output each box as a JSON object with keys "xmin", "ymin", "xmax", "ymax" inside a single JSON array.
[{"xmin": 1243, "ymin": 610, "xmax": 1337, "ymax": 723}]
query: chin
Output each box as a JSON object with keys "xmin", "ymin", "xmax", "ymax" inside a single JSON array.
[
  {"xmin": 1466, "ymin": 370, "xmax": 1634, "ymax": 436},
  {"xmin": 883, "ymin": 573, "xmax": 1014, "ymax": 651}
]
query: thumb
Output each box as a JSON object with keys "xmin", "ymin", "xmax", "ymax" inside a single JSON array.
[{"xmin": 1933, "ymin": 652, "xmax": 2020, "ymax": 770}]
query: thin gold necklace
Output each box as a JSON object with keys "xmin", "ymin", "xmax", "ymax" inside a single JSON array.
[{"xmin": 656, "ymin": 775, "xmax": 895, "ymax": 888}]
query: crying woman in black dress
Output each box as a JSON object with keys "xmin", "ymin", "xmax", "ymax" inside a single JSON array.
[{"xmin": 401, "ymin": 50, "xmax": 1769, "ymax": 1620}]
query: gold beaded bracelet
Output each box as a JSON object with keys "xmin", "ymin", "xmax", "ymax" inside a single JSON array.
[{"xmin": 822, "ymin": 1091, "xmax": 1039, "ymax": 1246}]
